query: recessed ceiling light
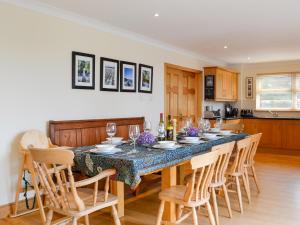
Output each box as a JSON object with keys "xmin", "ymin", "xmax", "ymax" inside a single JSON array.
[
  {"xmin": 154, "ymin": 13, "xmax": 159, "ymax": 17},
  {"xmin": 248, "ymin": 57, "xmax": 251, "ymax": 60},
  {"xmin": 224, "ymin": 45, "xmax": 228, "ymax": 49}
]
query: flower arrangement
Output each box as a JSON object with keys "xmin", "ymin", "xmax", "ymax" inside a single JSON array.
[
  {"xmin": 187, "ymin": 127, "xmax": 200, "ymax": 137},
  {"xmin": 137, "ymin": 132, "xmax": 156, "ymax": 145}
]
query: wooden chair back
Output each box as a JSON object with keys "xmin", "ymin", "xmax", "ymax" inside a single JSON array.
[
  {"xmin": 246, "ymin": 133, "xmax": 262, "ymax": 166},
  {"xmin": 20, "ymin": 130, "xmax": 49, "ymax": 150},
  {"xmin": 211, "ymin": 141, "xmax": 235, "ymax": 185},
  {"xmin": 228, "ymin": 137, "xmax": 251, "ymax": 175},
  {"xmin": 184, "ymin": 151, "xmax": 218, "ymax": 202},
  {"xmin": 29, "ymin": 148, "xmax": 88, "ymax": 213},
  {"xmin": 221, "ymin": 123, "xmax": 244, "ymax": 133}
]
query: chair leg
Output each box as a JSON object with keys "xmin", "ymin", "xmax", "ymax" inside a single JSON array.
[
  {"xmin": 242, "ymin": 172, "xmax": 251, "ymax": 204},
  {"xmin": 192, "ymin": 207, "xmax": 199, "ymax": 225},
  {"xmin": 176, "ymin": 204, "xmax": 183, "ymax": 220},
  {"xmin": 210, "ymin": 187, "xmax": 219, "ymax": 225},
  {"xmin": 251, "ymin": 165, "xmax": 260, "ymax": 193},
  {"xmin": 72, "ymin": 217, "xmax": 78, "ymax": 225},
  {"xmin": 45, "ymin": 210, "xmax": 53, "ymax": 225},
  {"xmin": 156, "ymin": 200, "xmax": 165, "ymax": 225},
  {"xmin": 111, "ymin": 205, "xmax": 121, "ymax": 225},
  {"xmin": 84, "ymin": 215, "xmax": 90, "ymax": 225},
  {"xmin": 235, "ymin": 176, "xmax": 243, "ymax": 214},
  {"xmin": 222, "ymin": 184, "xmax": 232, "ymax": 218},
  {"xmin": 206, "ymin": 202, "xmax": 216, "ymax": 225}
]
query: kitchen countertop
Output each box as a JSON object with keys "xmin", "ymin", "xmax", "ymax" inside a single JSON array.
[
  {"xmin": 204, "ymin": 117, "xmax": 241, "ymax": 120},
  {"xmin": 242, "ymin": 116, "xmax": 300, "ymax": 120}
]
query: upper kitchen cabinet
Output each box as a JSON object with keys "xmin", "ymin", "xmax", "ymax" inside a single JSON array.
[{"xmin": 204, "ymin": 67, "xmax": 238, "ymax": 101}]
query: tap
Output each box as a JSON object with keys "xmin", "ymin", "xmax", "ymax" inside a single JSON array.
[{"xmin": 268, "ymin": 110, "xmax": 279, "ymax": 117}]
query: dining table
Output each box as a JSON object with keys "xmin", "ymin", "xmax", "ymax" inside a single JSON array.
[{"xmin": 72, "ymin": 133, "xmax": 247, "ymax": 223}]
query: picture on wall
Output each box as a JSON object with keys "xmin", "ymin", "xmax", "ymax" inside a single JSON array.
[
  {"xmin": 246, "ymin": 77, "xmax": 253, "ymax": 98},
  {"xmin": 72, "ymin": 51, "xmax": 95, "ymax": 89},
  {"xmin": 138, "ymin": 64, "xmax": 153, "ymax": 93},
  {"xmin": 120, "ymin": 61, "xmax": 137, "ymax": 92},
  {"xmin": 100, "ymin": 57, "xmax": 119, "ymax": 92}
]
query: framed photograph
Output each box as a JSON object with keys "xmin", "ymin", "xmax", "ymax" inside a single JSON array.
[
  {"xmin": 100, "ymin": 57, "xmax": 119, "ymax": 92},
  {"xmin": 138, "ymin": 64, "xmax": 153, "ymax": 93},
  {"xmin": 120, "ymin": 61, "xmax": 137, "ymax": 92},
  {"xmin": 246, "ymin": 77, "xmax": 253, "ymax": 98},
  {"xmin": 72, "ymin": 51, "xmax": 95, "ymax": 89}
]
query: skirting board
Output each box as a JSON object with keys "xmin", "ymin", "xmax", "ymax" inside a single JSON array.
[{"xmin": 0, "ymin": 197, "xmax": 37, "ymax": 219}]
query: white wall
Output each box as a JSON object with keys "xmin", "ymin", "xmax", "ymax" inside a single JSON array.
[
  {"xmin": 238, "ymin": 60, "xmax": 300, "ymax": 118},
  {"xmin": 0, "ymin": 3, "xmax": 218, "ymax": 205}
]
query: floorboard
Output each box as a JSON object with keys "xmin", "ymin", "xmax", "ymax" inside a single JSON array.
[{"xmin": 1, "ymin": 153, "xmax": 300, "ymax": 225}]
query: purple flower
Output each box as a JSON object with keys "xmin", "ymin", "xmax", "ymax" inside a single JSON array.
[
  {"xmin": 187, "ymin": 127, "xmax": 200, "ymax": 137},
  {"xmin": 137, "ymin": 132, "xmax": 156, "ymax": 145}
]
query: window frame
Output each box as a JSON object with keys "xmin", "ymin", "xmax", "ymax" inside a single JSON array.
[{"xmin": 255, "ymin": 72, "xmax": 300, "ymax": 111}]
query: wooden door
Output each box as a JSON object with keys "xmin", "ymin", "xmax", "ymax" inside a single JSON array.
[{"xmin": 165, "ymin": 64, "xmax": 202, "ymax": 129}]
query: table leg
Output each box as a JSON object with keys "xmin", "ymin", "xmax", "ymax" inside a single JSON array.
[
  {"xmin": 111, "ymin": 180, "xmax": 124, "ymax": 217},
  {"xmin": 162, "ymin": 166, "xmax": 177, "ymax": 222}
]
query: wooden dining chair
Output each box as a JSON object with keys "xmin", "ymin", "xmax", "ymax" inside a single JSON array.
[
  {"xmin": 226, "ymin": 137, "xmax": 252, "ymax": 214},
  {"xmin": 221, "ymin": 123, "xmax": 244, "ymax": 133},
  {"xmin": 245, "ymin": 133, "xmax": 262, "ymax": 193},
  {"xmin": 156, "ymin": 151, "xmax": 219, "ymax": 225},
  {"xmin": 209, "ymin": 141, "xmax": 235, "ymax": 225},
  {"xmin": 12, "ymin": 130, "xmax": 59, "ymax": 222},
  {"xmin": 29, "ymin": 147, "xmax": 121, "ymax": 225}
]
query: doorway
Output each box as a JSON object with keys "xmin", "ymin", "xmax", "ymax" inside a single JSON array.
[{"xmin": 164, "ymin": 63, "xmax": 203, "ymax": 129}]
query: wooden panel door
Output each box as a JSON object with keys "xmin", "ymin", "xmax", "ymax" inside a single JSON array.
[{"xmin": 165, "ymin": 64, "xmax": 202, "ymax": 129}]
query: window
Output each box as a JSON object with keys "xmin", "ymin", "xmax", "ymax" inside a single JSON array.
[{"xmin": 256, "ymin": 73, "xmax": 300, "ymax": 110}]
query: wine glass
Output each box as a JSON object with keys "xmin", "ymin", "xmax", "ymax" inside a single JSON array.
[
  {"xmin": 183, "ymin": 117, "xmax": 192, "ymax": 136},
  {"xmin": 129, "ymin": 125, "xmax": 140, "ymax": 153},
  {"xmin": 203, "ymin": 119, "xmax": 211, "ymax": 133},
  {"xmin": 157, "ymin": 123, "xmax": 165, "ymax": 140},
  {"xmin": 106, "ymin": 122, "xmax": 116, "ymax": 144},
  {"xmin": 215, "ymin": 118, "xmax": 223, "ymax": 130},
  {"xmin": 144, "ymin": 119, "xmax": 152, "ymax": 132},
  {"xmin": 198, "ymin": 117, "xmax": 205, "ymax": 135}
]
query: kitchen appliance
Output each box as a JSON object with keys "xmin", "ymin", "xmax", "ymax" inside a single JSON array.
[
  {"xmin": 204, "ymin": 75, "xmax": 215, "ymax": 100},
  {"xmin": 224, "ymin": 104, "xmax": 239, "ymax": 118}
]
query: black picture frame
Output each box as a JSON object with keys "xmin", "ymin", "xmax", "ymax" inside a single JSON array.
[
  {"xmin": 100, "ymin": 57, "xmax": 119, "ymax": 92},
  {"xmin": 138, "ymin": 64, "xmax": 153, "ymax": 93},
  {"xmin": 120, "ymin": 61, "xmax": 137, "ymax": 92},
  {"xmin": 72, "ymin": 51, "xmax": 95, "ymax": 90}
]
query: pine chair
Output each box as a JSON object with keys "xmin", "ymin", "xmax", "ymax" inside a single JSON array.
[
  {"xmin": 226, "ymin": 137, "xmax": 252, "ymax": 214},
  {"xmin": 209, "ymin": 141, "xmax": 235, "ymax": 225},
  {"xmin": 245, "ymin": 133, "xmax": 262, "ymax": 193},
  {"xmin": 156, "ymin": 151, "xmax": 219, "ymax": 225},
  {"xmin": 12, "ymin": 130, "xmax": 59, "ymax": 222},
  {"xmin": 221, "ymin": 123, "xmax": 244, "ymax": 133},
  {"xmin": 29, "ymin": 147, "xmax": 121, "ymax": 225}
]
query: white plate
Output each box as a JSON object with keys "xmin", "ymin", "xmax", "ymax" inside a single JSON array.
[
  {"xmin": 90, "ymin": 148, "xmax": 122, "ymax": 154},
  {"xmin": 95, "ymin": 144, "xmax": 114, "ymax": 151},
  {"xmin": 102, "ymin": 140, "xmax": 126, "ymax": 145},
  {"xmin": 179, "ymin": 140, "xmax": 205, "ymax": 144},
  {"xmin": 152, "ymin": 144, "xmax": 181, "ymax": 150},
  {"xmin": 157, "ymin": 141, "xmax": 176, "ymax": 148}
]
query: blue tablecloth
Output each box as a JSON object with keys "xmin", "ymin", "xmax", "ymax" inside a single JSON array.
[{"xmin": 72, "ymin": 133, "xmax": 247, "ymax": 189}]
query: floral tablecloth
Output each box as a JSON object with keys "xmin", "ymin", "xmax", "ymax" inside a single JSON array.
[{"xmin": 72, "ymin": 133, "xmax": 247, "ymax": 189}]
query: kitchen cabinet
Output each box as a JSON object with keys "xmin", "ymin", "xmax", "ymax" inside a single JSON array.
[
  {"xmin": 243, "ymin": 118, "xmax": 300, "ymax": 153},
  {"xmin": 204, "ymin": 67, "xmax": 238, "ymax": 101}
]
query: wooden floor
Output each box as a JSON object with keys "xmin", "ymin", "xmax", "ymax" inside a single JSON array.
[{"xmin": 1, "ymin": 153, "xmax": 300, "ymax": 225}]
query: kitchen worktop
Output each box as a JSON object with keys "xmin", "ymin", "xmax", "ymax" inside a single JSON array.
[
  {"xmin": 204, "ymin": 117, "xmax": 241, "ymax": 120},
  {"xmin": 242, "ymin": 116, "xmax": 300, "ymax": 120}
]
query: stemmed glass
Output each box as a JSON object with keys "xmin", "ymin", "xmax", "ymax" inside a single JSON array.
[
  {"xmin": 183, "ymin": 117, "xmax": 192, "ymax": 135},
  {"xmin": 106, "ymin": 122, "xmax": 116, "ymax": 144},
  {"xmin": 144, "ymin": 120, "xmax": 152, "ymax": 133},
  {"xmin": 129, "ymin": 125, "xmax": 140, "ymax": 154},
  {"xmin": 198, "ymin": 117, "xmax": 205, "ymax": 135},
  {"xmin": 203, "ymin": 119, "xmax": 211, "ymax": 133},
  {"xmin": 215, "ymin": 118, "xmax": 223, "ymax": 130}
]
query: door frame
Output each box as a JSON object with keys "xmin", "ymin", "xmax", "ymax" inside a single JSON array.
[{"xmin": 164, "ymin": 63, "xmax": 203, "ymax": 124}]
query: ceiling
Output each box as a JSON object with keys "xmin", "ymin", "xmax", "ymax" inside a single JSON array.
[{"xmin": 23, "ymin": 0, "xmax": 300, "ymax": 64}]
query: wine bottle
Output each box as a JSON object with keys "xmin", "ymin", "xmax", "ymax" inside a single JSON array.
[
  {"xmin": 157, "ymin": 113, "xmax": 165, "ymax": 141},
  {"xmin": 166, "ymin": 115, "xmax": 174, "ymax": 140}
]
